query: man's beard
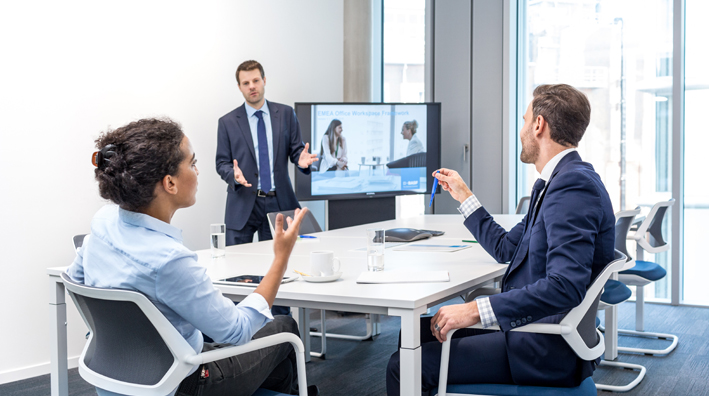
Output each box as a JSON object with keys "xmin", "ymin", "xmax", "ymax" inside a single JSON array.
[{"xmin": 520, "ymin": 130, "xmax": 539, "ymax": 164}]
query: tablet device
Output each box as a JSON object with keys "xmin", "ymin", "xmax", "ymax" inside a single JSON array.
[{"xmin": 214, "ymin": 275, "xmax": 297, "ymax": 287}]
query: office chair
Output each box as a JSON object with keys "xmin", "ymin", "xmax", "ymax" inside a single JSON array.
[
  {"xmin": 72, "ymin": 234, "xmax": 88, "ymax": 251},
  {"xmin": 267, "ymin": 209, "xmax": 380, "ymax": 359},
  {"xmin": 61, "ymin": 272, "xmax": 308, "ymax": 396},
  {"xmin": 433, "ymin": 250, "xmax": 627, "ymax": 396},
  {"xmin": 515, "ymin": 196, "xmax": 531, "ymax": 214},
  {"xmin": 594, "ymin": 208, "xmax": 646, "ymax": 392},
  {"xmin": 616, "ymin": 199, "xmax": 678, "ymax": 355}
]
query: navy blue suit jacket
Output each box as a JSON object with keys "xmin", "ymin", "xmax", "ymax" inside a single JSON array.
[
  {"xmin": 215, "ymin": 102, "xmax": 310, "ymax": 230},
  {"xmin": 464, "ymin": 151, "xmax": 615, "ymax": 386}
]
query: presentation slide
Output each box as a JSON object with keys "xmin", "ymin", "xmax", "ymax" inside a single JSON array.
[{"xmin": 310, "ymin": 104, "xmax": 428, "ymax": 196}]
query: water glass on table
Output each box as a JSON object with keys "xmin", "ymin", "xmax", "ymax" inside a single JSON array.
[
  {"xmin": 367, "ymin": 228, "xmax": 385, "ymax": 271},
  {"xmin": 210, "ymin": 223, "xmax": 226, "ymax": 258}
]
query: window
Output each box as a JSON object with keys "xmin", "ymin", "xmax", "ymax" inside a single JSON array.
[
  {"xmin": 518, "ymin": 0, "xmax": 673, "ymax": 301},
  {"xmin": 682, "ymin": 0, "xmax": 709, "ymax": 305},
  {"xmin": 384, "ymin": 0, "xmax": 427, "ymax": 217}
]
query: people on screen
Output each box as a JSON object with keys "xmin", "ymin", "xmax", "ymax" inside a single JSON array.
[
  {"xmin": 319, "ymin": 118, "xmax": 348, "ymax": 172},
  {"xmin": 386, "ymin": 84, "xmax": 615, "ymax": 395},
  {"xmin": 401, "ymin": 120, "xmax": 424, "ymax": 156},
  {"xmin": 67, "ymin": 118, "xmax": 315, "ymax": 396}
]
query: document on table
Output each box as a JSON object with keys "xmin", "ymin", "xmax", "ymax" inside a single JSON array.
[
  {"xmin": 356, "ymin": 270, "xmax": 450, "ymax": 284},
  {"xmin": 392, "ymin": 243, "xmax": 472, "ymax": 253}
]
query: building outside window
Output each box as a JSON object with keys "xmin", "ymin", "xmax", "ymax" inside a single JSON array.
[{"xmin": 518, "ymin": 0, "xmax": 674, "ymax": 302}]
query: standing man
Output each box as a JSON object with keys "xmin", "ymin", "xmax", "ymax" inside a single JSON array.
[
  {"xmin": 216, "ymin": 60, "xmax": 317, "ymax": 246},
  {"xmin": 386, "ymin": 84, "xmax": 616, "ymax": 394}
]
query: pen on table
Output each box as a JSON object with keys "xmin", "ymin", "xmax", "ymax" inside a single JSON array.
[
  {"xmin": 293, "ymin": 269, "xmax": 311, "ymax": 277},
  {"xmin": 429, "ymin": 170, "xmax": 440, "ymax": 207},
  {"xmin": 298, "ymin": 235, "xmax": 317, "ymax": 239},
  {"xmin": 462, "ymin": 240, "xmax": 478, "ymax": 244}
]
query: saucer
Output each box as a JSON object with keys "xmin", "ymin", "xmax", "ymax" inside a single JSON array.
[{"xmin": 303, "ymin": 272, "xmax": 342, "ymax": 283}]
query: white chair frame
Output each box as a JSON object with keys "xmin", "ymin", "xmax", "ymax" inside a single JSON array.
[
  {"xmin": 618, "ymin": 199, "xmax": 678, "ymax": 356},
  {"xmin": 435, "ymin": 251, "xmax": 627, "ymax": 396},
  {"xmin": 61, "ymin": 273, "xmax": 308, "ymax": 396},
  {"xmin": 594, "ymin": 208, "xmax": 647, "ymax": 392}
]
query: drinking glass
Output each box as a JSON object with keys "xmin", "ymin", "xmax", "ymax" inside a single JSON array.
[
  {"xmin": 210, "ymin": 224, "xmax": 226, "ymax": 258},
  {"xmin": 366, "ymin": 228, "xmax": 385, "ymax": 271}
]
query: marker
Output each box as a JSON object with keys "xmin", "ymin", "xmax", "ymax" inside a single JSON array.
[
  {"xmin": 462, "ymin": 240, "xmax": 478, "ymax": 243},
  {"xmin": 298, "ymin": 235, "xmax": 317, "ymax": 239},
  {"xmin": 429, "ymin": 171, "xmax": 440, "ymax": 207}
]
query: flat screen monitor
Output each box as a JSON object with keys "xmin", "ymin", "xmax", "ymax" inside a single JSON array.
[{"xmin": 294, "ymin": 103, "xmax": 441, "ymax": 201}]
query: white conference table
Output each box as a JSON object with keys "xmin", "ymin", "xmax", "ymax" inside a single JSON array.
[{"xmin": 47, "ymin": 214, "xmax": 523, "ymax": 396}]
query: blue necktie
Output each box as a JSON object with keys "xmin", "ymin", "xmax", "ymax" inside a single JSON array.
[{"xmin": 254, "ymin": 110, "xmax": 272, "ymax": 192}]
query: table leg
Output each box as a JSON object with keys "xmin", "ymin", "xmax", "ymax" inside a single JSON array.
[
  {"xmin": 49, "ymin": 275, "xmax": 68, "ymax": 396},
  {"xmin": 293, "ymin": 307, "xmax": 312, "ymax": 363},
  {"xmin": 390, "ymin": 307, "xmax": 426, "ymax": 396}
]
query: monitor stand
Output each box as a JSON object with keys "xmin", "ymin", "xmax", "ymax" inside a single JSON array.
[{"xmin": 327, "ymin": 197, "xmax": 396, "ymax": 230}]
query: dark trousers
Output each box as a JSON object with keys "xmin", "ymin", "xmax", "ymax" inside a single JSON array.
[
  {"xmin": 226, "ymin": 195, "xmax": 281, "ymax": 245},
  {"xmin": 178, "ymin": 316, "xmax": 300, "ymax": 396},
  {"xmin": 226, "ymin": 195, "xmax": 290, "ymax": 317},
  {"xmin": 386, "ymin": 316, "xmax": 512, "ymax": 396}
]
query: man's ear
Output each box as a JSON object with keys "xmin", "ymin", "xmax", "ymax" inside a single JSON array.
[
  {"xmin": 262, "ymin": 76, "xmax": 266, "ymax": 86},
  {"xmin": 534, "ymin": 115, "xmax": 547, "ymax": 138}
]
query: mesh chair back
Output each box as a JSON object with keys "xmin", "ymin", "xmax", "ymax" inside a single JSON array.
[
  {"xmin": 61, "ymin": 273, "xmax": 194, "ymax": 394},
  {"xmin": 71, "ymin": 292, "xmax": 175, "ymax": 385},
  {"xmin": 614, "ymin": 208, "xmax": 640, "ymax": 261},
  {"xmin": 559, "ymin": 249, "xmax": 626, "ymax": 360},
  {"xmin": 634, "ymin": 199, "xmax": 674, "ymax": 253},
  {"xmin": 267, "ymin": 209, "xmax": 322, "ymax": 234},
  {"xmin": 647, "ymin": 205, "xmax": 669, "ymax": 249},
  {"xmin": 73, "ymin": 234, "xmax": 87, "ymax": 251}
]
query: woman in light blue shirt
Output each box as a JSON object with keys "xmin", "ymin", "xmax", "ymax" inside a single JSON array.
[{"xmin": 67, "ymin": 118, "xmax": 314, "ymax": 396}]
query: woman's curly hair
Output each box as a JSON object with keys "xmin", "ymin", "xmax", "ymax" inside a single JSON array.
[{"xmin": 94, "ymin": 118, "xmax": 185, "ymax": 211}]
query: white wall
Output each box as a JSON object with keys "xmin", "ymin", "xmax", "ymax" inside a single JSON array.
[{"xmin": 0, "ymin": 0, "xmax": 343, "ymax": 383}]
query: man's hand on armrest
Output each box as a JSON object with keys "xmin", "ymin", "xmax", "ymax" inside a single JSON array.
[{"xmin": 431, "ymin": 301, "xmax": 481, "ymax": 343}]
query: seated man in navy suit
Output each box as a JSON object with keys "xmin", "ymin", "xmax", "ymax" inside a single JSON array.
[{"xmin": 386, "ymin": 84, "xmax": 615, "ymax": 395}]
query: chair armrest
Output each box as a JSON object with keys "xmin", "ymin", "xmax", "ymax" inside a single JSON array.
[
  {"xmin": 464, "ymin": 287, "xmax": 501, "ymax": 303},
  {"xmin": 186, "ymin": 332, "xmax": 304, "ymax": 365},
  {"xmin": 186, "ymin": 332, "xmax": 308, "ymax": 396}
]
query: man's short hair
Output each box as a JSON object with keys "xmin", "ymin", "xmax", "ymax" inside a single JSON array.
[
  {"xmin": 532, "ymin": 84, "xmax": 591, "ymax": 147},
  {"xmin": 236, "ymin": 60, "xmax": 265, "ymax": 84}
]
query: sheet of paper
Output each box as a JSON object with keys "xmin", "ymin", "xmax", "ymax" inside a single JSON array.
[
  {"xmin": 392, "ymin": 243, "xmax": 472, "ymax": 253},
  {"xmin": 356, "ymin": 270, "xmax": 450, "ymax": 284}
]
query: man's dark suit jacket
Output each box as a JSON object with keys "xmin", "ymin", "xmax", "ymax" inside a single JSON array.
[
  {"xmin": 215, "ymin": 101, "xmax": 310, "ymax": 231},
  {"xmin": 464, "ymin": 151, "xmax": 615, "ymax": 386}
]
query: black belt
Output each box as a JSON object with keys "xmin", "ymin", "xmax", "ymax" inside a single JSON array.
[{"xmin": 256, "ymin": 189, "xmax": 276, "ymax": 197}]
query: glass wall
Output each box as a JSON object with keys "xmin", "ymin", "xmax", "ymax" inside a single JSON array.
[
  {"xmin": 518, "ymin": 0, "xmax": 673, "ymax": 301},
  {"xmin": 384, "ymin": 0, "xmax": 426, "ymax": 217},
  {"xmin": 682, "ymin": 0, "xmax": 709, "ymax": 305}
]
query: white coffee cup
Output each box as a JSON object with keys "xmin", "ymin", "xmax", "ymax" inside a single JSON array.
[{"xmin": 310, "ymin": 251, "xmax": 341, "ymax": 277}]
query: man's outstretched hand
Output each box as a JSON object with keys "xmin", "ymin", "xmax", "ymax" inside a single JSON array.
[
  {"xmin": 233, "ymin": 159, "xmax": 252, "ymax": 187},
  {"xmin": 298, "ymin": 143, "xmax": 319, "ymax": 169}
]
